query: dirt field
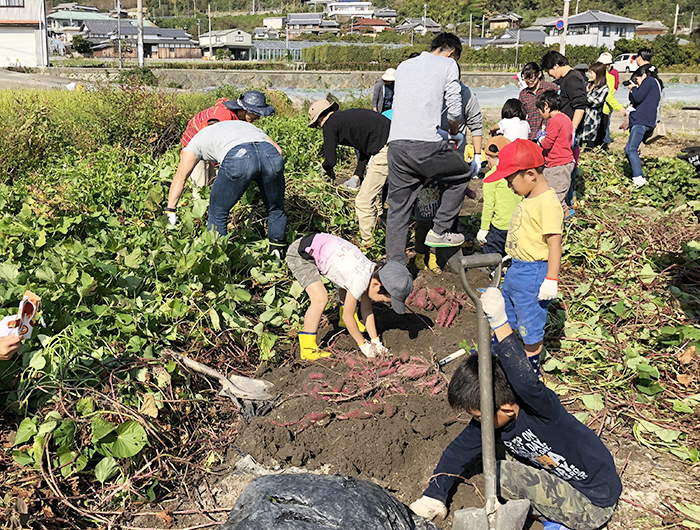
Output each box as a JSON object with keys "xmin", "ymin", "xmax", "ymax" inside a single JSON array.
[{"xmin": 126, "ymin": 136, "xmax": 700, "ymax": 530}]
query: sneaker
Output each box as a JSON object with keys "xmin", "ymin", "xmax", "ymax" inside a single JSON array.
[
  {"xmin": 632, "ymin": 176, "xmax": 648, "ymax": 188},
  {"xmin": 424, "ymin": 229, "xmax": 465, "ymax": 248},
  {"xmin": 342, "ymin": 176, "xmax": 360, "ymax": 191}
]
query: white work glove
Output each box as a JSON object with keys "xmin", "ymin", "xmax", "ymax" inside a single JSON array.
[
  {"xmin": 538, "ymin": 278, "xmax": 559, "ymax": 301},
  {"xmin": 448, "ymin": 132, "xmax": 465, "ymax": 150},
  {"xmin": 473, "ymin": 153, "xmax": 482, "ymax": 167},
  {"xmin": 480, "ymin": 287, "xmax": 508, "ymax": 330},
  {"xmin": 165, "ymin": 209, "xmax": 177, "ymax": 226},
  {"xmin": 359, "ymin": 341, "xmax": 376, "ymax": 358},
  {"xmin": 476, "ymin": 229, "xmax": 489, "ymax": 244},
  {"xmin": 371, "ymin": 337, "xmax": 389, "ymax": 356},
  {"xmin": 409, "ymin": 496, "xmax": 447, "ymax": 521}
]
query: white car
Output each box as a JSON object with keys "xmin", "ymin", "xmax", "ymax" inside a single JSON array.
[{"xmin": 612, "ymin": 53, "xmax": 638, "ymax": 73}]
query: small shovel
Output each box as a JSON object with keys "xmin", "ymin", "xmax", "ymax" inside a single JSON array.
[{"xmin": 447, "ymin": 253, "xmax": 531, "ymax": 530}]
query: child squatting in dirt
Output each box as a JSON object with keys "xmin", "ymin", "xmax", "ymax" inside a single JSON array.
[
  {"xmin": 286, "ymin": 233, "xmax": 413, "ymax": 360},
  {"xmin": 410, "ymin": 287, "xmax": 622, "ymax": 530}
]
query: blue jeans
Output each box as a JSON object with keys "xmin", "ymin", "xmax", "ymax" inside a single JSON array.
[
  {"xmin": 502, "ymin": 260, "xmax": 551, "ymax": 345},
  {"xmin": 208, "ymin": 142, "xmax": 286, "ymax": 241},
  {"xmin": 624, "ymin": 125, "xmax": 652, "ymax": 178}
]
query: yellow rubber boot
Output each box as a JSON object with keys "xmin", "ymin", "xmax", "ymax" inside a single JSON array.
[
  {"xmin": 415, "ymin": 252, "xmax": 427, "ymax": 270},
  {"xmin": 298, "ymin": 332, "xmax": 331, "ymax": 361},
  {"xmin": 339, "ymin": 306, "xmax": 366, "ymax": 332},
  {"xmin": 427, "ymin": 252, "xmax": 441, "ymax": 273}
]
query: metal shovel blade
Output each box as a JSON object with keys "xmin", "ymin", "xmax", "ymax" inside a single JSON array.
[{"xmin": 452, "ymin": 499, "xmax": 531, "ymax": 530}]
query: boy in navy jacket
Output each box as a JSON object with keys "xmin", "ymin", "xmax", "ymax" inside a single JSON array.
[{"xmin": 409, "ymin": 288, "xmax": 621, "ymax": 530}]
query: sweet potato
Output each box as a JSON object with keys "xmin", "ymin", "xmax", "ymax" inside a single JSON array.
[
  {"xmin": 434, "ymin": 286, "xmax": 446, "ymax": 295},
  {"xmin": 384, "ymin": 403, "xmax": 397, "ymax": 417},
  {"xmin": 429, "ymin": 288, "xmax": 449, "ymax": 308},
  {"xmin": 308, "ymin": 372, "xmax": 325, "ymax": 380},
  {"xmin": 331, "ymin": 382, "xmax": 343, "ymax": 393},
  {"xmin": 378, "ymin": 367, "xmax": 397, "ymax": 377},
  {"xmin": 431, "ymin": 382, "xmax": 447, "ymax": 396},
  {"xmin": 398, "ymin": 350, "xmax": 410, "ymax": 363},
  {"xmin": 445, "ymin": 301, "xmax": 460, "ymax": 327},
  {"xmin": 344, "ymin": 356, "xmax": 358, "ymax": 370},
  {"xmin": 398, "ymin": 364, "xmax": 430, "ymax": 379},
  {"xmin": 413, "ymin": 288, "xmax": 429, "ymax": 310},
  {"xmin": 436, "ymin": 302, "xmax": 450, "ymax": 326},
  {"xmin": 337, "ymin": 410, "xmax": 373, "ymax": 420}
]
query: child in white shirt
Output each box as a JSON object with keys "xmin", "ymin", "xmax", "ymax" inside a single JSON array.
[{"xmin": 490, "ymin": 98, "xmax": 530, "ymax": 141}]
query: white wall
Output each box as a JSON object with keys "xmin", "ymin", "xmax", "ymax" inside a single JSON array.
[{"xmin": 0, "ymin": 27, "xmax": 41, "ymax": 66}]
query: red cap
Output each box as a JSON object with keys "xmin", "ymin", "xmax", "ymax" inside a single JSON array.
[{"xmin": 483, "ymin": 139, "xmax": 545, "ymax": 183}]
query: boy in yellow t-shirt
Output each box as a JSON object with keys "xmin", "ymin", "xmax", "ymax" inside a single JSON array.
[{"xmin": 483, "ymin": 139, "xmax": 563, "ymax": 375}]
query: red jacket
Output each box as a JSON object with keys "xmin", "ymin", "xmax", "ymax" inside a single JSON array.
[
  {"xmin": 541, "ymin": 112, "xmax": 574, "ymax": 167},
  {"xmin": 180, "ymin": 98, "xmax": 237, "ymax": 148}
]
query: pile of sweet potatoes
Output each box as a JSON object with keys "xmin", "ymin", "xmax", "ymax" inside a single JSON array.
[{"xmin": 406, "ymin": 286, "xmax": 470, "ymax": 327}]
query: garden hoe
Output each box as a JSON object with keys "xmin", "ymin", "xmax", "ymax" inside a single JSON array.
[{"xmin": 447, "ymin": 253, "xmax": 530, "ymax": 530}]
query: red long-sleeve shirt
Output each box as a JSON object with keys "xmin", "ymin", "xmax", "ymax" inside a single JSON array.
[{"xmin": 541, "ymin": 112, "xmax": 574, "ymax": 168}]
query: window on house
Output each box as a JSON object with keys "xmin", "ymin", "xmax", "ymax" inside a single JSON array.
[
  {"xmin": 0, "ymin": 0, "xmax": 24, "ymax": 6},
  {"xmin": 617, "ymin": 26, "xmax": 625, "ymax": 36},
  {"xmin": 235, "ymin": 35, "xmax": 243, "ymax": 41},
  {"xmin": 602, "ymin": 25, "xmax": 610, "ymax": 36}
]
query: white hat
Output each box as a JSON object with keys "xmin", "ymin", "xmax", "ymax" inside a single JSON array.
[
  {"xmin": 381, "ymin": 68, "xmax": 396, "ymax": 82},
  {"xmin": 597, "ymin": 52, "xmax": 613, "ymax": 65}
]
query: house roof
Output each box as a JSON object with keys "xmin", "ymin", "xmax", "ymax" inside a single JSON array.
[
  {"xmin": 637, "ymin": 20, "xmax": 668, "ymax": 30},
  {"xmin": 287, "ymin": 13, "xmax": 323, "ymax": 24},
  {"xmin": 353, "ymin": 18, "xmax": 389, "ymax": 26},
  {"xmin": 489, "ymin": 12, "xmax": 523, "ymax": 23},
  {"xmin": 544, "ymin": 10, "xmax": 641, "ymax": 26},
  {"xmin": 48, "ymin": 11, "xmax": 112, "ymax": 21},
  {"xmin": 529, "ymin": 16, "xmax": 558, "ymax": 28},
  {"xmin": 81, "ymin": 19, "xmax": 133, "ymax": 35},
  {"xmin": 199, "ymin": 28, "xmax": 250, "ymax": 37},
  {"xmin": 396, "ymin": 17, "xmax": 440, "ymax": 29},
  {"xmin": 374, "ymin": 7, "xmax": 397, "ymax": 16},
  {"xmin": 52, "ymin": 3, "xmax": 99, "ymax": 12},
  {"xmin": 489, "ymin": 28, "xmax": 547, "ymax": 44}
]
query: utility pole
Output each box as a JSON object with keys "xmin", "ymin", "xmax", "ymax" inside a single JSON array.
[
  {"xmin": 117, "ymin": 0, "xmax": 123, "ymax": 68},
  {"xmin": 197, "ymin": 18, "xmax": 200, "ymax": 39},
  {"xmin": 575, "ymin": 0, "xmax": 580, "ymax": 15},
  {"xmin": 137, "ymin": 0, "xmax": 144, "ymax": 66},
  {"xmin": 208, "ymin": 2, "xmax": 212, "ymax": 58},
  {"xmin": 690, "ymin": 11, "xmax": 695, "ymax": 30},
  {"xmin": 560, "ymin": 0, "xmax": 570, "ymax": 56},
  {"xmin": 252, "ymin": 0, "xmax": 255, "ymax": 14},
  {"xmin": 40, "ymin": 0, "xmax": 49, "ymax": 66},
  {"xmin": 481, "ymin": 14, "xmax": 485, "ymax": 38},
  {"xmin": 193, "ymin": 0, "xmax": 196, "ymax": 16},
  {"xmin": 515, "ymin": 28, "xmax": 521, "ymax": 67},
  {"xmin": 423, "ymin": 3, "xmax": 426, "ymax": 34},
  {"xmin": 469, "ymin": 14, "xmax": 472, "ymax": 47},
  {"xmin": 674, "ymin": 3, "xmax": 680, "ymax": 33}
]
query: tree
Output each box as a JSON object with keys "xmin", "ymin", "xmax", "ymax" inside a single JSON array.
[
  {"xmin": 653, "ymin": 34, "xmax": 684, "ymax": 67},
  {"xmin": 71, "ymin": 35, "xmax": 92, "ymax": 55}
]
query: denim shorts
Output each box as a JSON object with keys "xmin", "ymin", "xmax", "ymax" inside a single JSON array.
[{"xmin": 501, "ymin": 259, "xmax": 551, "ymax": 345}]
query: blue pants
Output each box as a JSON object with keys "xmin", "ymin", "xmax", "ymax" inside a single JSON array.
[
  {"xmin": 483, "ymin": 227, "xmax": 508, "ymax": 257},
  {"xmin": 208, "ymin": 142, "xmax": 287, "ymax": 241},
  {"xmin": 502, "ymin": 260, "xmax": 551, "ymax": 345},
  {"xmin": 624, "ymin": 125, "xmax": 652, "ymax": 178}
]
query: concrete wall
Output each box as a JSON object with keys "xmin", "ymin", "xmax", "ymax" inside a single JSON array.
[{"xmin": 38, "ymin": 66, "xmax": 700, "ymax": 90}]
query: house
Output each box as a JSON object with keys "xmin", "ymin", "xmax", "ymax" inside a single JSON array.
[
  {"xmin": 47, "ymin": 9, "xmax": 111, "ymax": 42},
  {"xmin": 348, "ymin": 17, "xmax": 390, "ymax": 33},
  {"xmin": 52, "ymin": 3, "xmax": 98, "ymax": 12},
  {"xmin": 488, "ymin": 12, "xmax": 522, "ymax": 35},
  {"xmin": 395, "ymin": 17, "xmax": 441, "ymax": 35},
  {"xmin": 262, "ymin": 16, "xmax": 285, "ymax": 30},
  {"xmin": 327, "ymin": 0, "xmax": 373, "ymax": 21},
  {"xmin": 460, "ymin": 36, "xmax": 491, "ymax": 49},
  {"xmin": 544, "ymin": 10, "xmax": 641, "ymax": 49},
  {"xmin": 487, "ymin": 28, "xmax": 547, "ymax": 48},
  {"xmin": 1, "ymin": 0, "xmax": 49, "ymax": 66},
  {"xmin": 374, "ymin": 7, "xmax": 396, "ymax": 24},
  {"xmin": 636, "ymin": 20, "xmax": 668, "ymax": 36},
  {"xmin": 254, "ymin": 27, "xmax": 280, "ymax": 39},
  {"xmin": 199, "ymin": 28, "xmax": 253, "ymax": 59},
  {"xmin": 285, "ymin": 13, "xmax": 339, "ymax": 36},
  {"xmin": 528, "ymin": 16, "xmax": 558, "ymax": 32},
  {"xmin": 92, "ymin": 25, "xmax": 200, "ymax": 59}
]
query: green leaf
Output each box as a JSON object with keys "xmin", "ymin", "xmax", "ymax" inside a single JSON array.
[
  {"xmin": 76, "ymin": 396, "xmax": 97, "ymax": 416},
  {"xmin": 191, "ymin": 198, "xmax": 209, "ymax": 218},
  {"xmin": 209, "ymin": 307, "xmax": 220, "ymax": 330},
  {"xmin": 636, "ymin": 382, "xmax": 664, "ymax": 396},
  {"xmin": 0, "ymin": 262, "xmax": 20, "ymax": 281},
  {"xmin": 572, "ymin": 412, "xmax": 590, "ymax": 424},
  {"xmin": 29, "ymin": 351, "xmax": 46, "ymax": 370},
  {"xmin": 37, "ymin": 412, "xmax": 62, "ymax": 437},
  {"xmin": 673, "ymin": 399, "xmax": 694, "ymax": 413},
  {"xmin": 263, "ymin": 286, "xmax": 276, "ymax": 306},
  {"xmin": 95, "ymin": 456, "xmax": 120, "ymax": 484},
  {"xmin": 611, "ymin": 301, "xmax": 626, "ymax": 317},
  {"xmin": 14, "ymin": 418, "xmax": 37, "ymax": 446},
  {"xmin": 123, "ymin": 248, "xmax": 144, "ymax": 269},
  {"xmin": 289, "ymin": 281, "xmax": 303, "ymax": 299},
  {"xmin": 639, "ymin": 263, "xmax": 657, "ymax": 284},
  {"xmin": 97, "ymin": 421, "xmax": 148, "ymax": 459},
  {"xmin": 91, "ymin": 418, "xmax": 117, "ymax": 442},
  {"xmin": 581, "ymin": 394, "xmax": 605, "ymax": 411},
  {"xmin": 12, "ymin": 449, "xmax": 34, "ymax": 466}
]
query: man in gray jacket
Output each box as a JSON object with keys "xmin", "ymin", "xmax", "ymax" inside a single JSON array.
[{"xmin": 385, "ymin": 33, "xmax": 475, "ymax": 264}]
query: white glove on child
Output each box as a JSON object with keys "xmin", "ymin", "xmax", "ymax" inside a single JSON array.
[
  {"xmin": 371, "ymin": 337, "xmax": 389, "ymax": 356},
  {"xmin": 359, "ymin": 341, "xmax": 376, "ymax": 358},
  {"xmin": 409, "ymin": 496, "xmax": 448, "ymax": 520},
  {"xmin": 538, "ymin": 278, "xmax": 559, "ymax": 301},
  {"xmin": 480, "ymin": 287, "xmax": 508, "ymax": 330},
  {"xmin": 476, "ymin": 229, "xmax": 489, "ymax": 244}
]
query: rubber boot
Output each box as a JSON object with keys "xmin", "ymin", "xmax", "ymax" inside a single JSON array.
[
  {"xmin": 427, "ymin": 252, "xmax": 441, "ymax": 274},
  {"xmin": 298, "ymin": 332, "xmax": 331, "ymax": 361},
  {"xmin": 339, "ymin": 306, "xmax": 366, "ymax": 333},
  {"xmin": 415, "ymin": 253, "xmax": 427, "ymax": 270},
  {"xmin": 269, "ymin": 239, "xmax": 286, "ymax": 263}
]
